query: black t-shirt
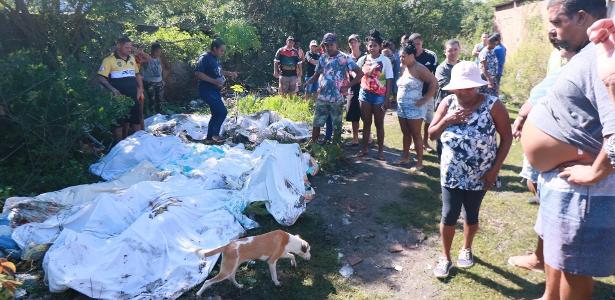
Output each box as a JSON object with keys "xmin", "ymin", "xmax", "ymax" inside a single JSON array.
[
  {"xmin": 304, "ymin": 51, "xmax": 320, "ymax": 77},
  {"xmin": 350, "ymin": 53, "xmax": 364, "ymax": 96},
  {"xmin": 416, "ymin": 49, "xmax": 438, "ymax": 95}
]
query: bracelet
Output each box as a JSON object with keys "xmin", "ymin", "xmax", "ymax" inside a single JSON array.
[{"xmin": 606, "ymin": 135, "xmax": 615, "ymax": 168}]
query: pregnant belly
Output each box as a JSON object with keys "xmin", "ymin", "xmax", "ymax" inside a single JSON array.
[{"xmin": 521, "ymin": 121, "xmax": 593, "ymax": 172}]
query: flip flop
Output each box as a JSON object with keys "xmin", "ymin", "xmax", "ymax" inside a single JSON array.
[
  {"xmin": 507, "ymin": 256, "xmax": 545, "ymax": 273},
  {"xmin": 391, "ymin": 160, "xmax": 412, "ymax": 166},
  {"xmin": 409, "ymin": 165, "xmax": 424, "ymax": 173}
]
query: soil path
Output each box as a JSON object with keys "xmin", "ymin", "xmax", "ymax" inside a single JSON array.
[{"xmin": 309, "ymin": 112, "xmax": 443, "ymax": 299}]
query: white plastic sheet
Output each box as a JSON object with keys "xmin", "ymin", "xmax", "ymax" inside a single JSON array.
[
  {"xmin": 144, "ymin": 110, "xmax": 310, "ymax": 144},
  {"xmin": 8, "ymin": 129, "xmax": 313, "ymax": 299}
]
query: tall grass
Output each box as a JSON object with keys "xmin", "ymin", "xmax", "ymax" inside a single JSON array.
[
  {"xmin": 500, "ymin": 16, "xmax": 552, "ymax": 106},
  {"xmin": 235, "ymin": 95, "xmax": 315, "ymax": 123}
]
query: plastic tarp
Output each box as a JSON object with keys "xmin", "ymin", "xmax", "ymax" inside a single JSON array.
[
  {"xmin": 7, "ymin": 132, "xmax": 312, "ymax": 299},
  {"xmin": 144, "ymin": 110, "xmax": 310, "ymax": 144}
]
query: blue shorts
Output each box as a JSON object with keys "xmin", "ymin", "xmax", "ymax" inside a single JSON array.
[
  {"xmin": 359, "ymin": 89, "xmax": 385, "ymax": 105},
  {"xmin": 305, "ymin": 77, "xmax": 318, "ymax": 94},
  {"xmin": 535, "ymin": 171, "xmax": 615, "ymax": 277}
]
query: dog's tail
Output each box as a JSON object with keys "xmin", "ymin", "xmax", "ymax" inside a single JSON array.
[{"xmin": 194, "ymin": 245, "xmax": 225, "ymax": 258}]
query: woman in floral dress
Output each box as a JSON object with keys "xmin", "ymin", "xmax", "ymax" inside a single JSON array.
[{"xmin": 428, "ymin": 61, "xmax": 512, "ymax": 278}]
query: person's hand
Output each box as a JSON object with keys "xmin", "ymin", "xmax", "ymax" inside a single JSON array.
[
  {"xmin": 588, "ymin": 18, "xmax": 615, "ymax": 86},
  {"xmin": 111, "ymin": 88, "xmax": 122, "ymax": 97},
  {"xmin": 416, "ymin": 97, "xmax": 429, "ymax": 107},
  {"xmin": 559, "ymin": 164, "xmax": 605, "ymax": 185},
  {"xmin": 488, "ymin": 82, "xmax": 495, "ymax": 89},
  {"xmin": 137, "ymin": 89, "xmax": 144, "ymax": 104},
  {"xmin": 512, "ymin": 116, "xmax": 526, "ymax": 140},
  {"xmin": 228, "ymin": 72, "xmax": 239, "ymax": 80},
  {"xmin": 481, "ymin": 169, "xmax": 498, "ymax": 190},
  {"xmin": 214, "ymin": 78, "xmax": 225, "ymax": 89},
  {"xmin": 444, "ymin": 108, "xmax": 470, "ymax": 125}
]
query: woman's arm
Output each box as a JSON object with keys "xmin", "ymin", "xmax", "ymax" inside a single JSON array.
[
  {"xmin": 428, "ymin": 99, "xmax": 452, "ymax": 140},
  {"xmin": 512, "ymin": 100, "xmax": 533, "ymax": 139},
  {"xmin": 384, "ymin": 79, "xmax": 392, "ymax": 108},
  {"xmin": 482, "ymin": 100, "xmax": 513, "ymax": 190},
  {"xmin": 489, "ymin": 101, "xmax": 513, "ymax": 172},
  {"xmin": 194, "ymin": 71, "xmax": 223, "ymax": 88},
  {"xmin": 481, "ymin": 59, "xmax": 495, "ymax": 88},
  {"xmin": 417, "ymin": 66, "xmax": 439, "ymax": 106}
]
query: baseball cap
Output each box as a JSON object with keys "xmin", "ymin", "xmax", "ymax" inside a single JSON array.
[
  {"xmin": 348, "ymin": 34, "xmax": 360, "ymax": 42},
  {"xmin": 408, "ymin": 33, "xmax": 423, "ymax": 41},
  {"xmin": 322, "ymin": 33, "xmax": 337, "ymax": 44},
  {"xmin": 309, "ymin": 40, "xmax": 318, "ymax": 46},
  {"xmin": 287, "ymin": 36, "xmax": 295, "ymax": 41}
]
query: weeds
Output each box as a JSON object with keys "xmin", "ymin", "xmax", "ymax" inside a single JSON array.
[{"xmin": 0, "ymin": 258, "xmax": 22, "ymax": 300}]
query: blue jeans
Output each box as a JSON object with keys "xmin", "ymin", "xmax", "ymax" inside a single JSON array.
[
  {"xmin": 325, "ymin": 115, "xmax": 333, "ymax": 141},
  {"xmin": 200, "ymin": 90, "xmax": 227, "ymax": 139}
]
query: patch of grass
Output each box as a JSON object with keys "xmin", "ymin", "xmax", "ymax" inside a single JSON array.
[
  {"xmin": 306, "ymin": 143, "xmax": 344, "ymax": 172},
  {"xmin": 181, "ymin": 206, "xmax": 384, "ymax": 300},
  {"xmin": 378, "ymin": 121, "xmax": 615, "ymax": 300},
  {"xmin": 376, "ymin": 123, "xmax": 443, "ymax": 232},
  {"xmin": 236, "ymin": 94, "xmax": 315, "ymax": 123}
]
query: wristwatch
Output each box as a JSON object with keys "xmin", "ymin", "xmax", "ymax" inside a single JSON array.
[{"xmin": 606, "ymin": 135, "xmax": 615, "ymax": 168}]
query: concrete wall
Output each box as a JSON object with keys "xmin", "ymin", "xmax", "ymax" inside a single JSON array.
[
  {"xmin": 495, "ymin": 0, "xmax": 615, "ymax": 55},
  {"xmin": 493, "ymin": 0, "xmax": 549, "ymax": 54}
]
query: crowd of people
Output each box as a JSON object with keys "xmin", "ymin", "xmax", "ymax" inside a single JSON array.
[{"xmin": 95, "ymin": 0, "xmax": 615, "ymax": 298}]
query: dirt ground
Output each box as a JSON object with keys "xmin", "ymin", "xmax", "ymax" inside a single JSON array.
[{"xmin": 307, "ymin": 112, "xmax": 443, "ymax": 299}]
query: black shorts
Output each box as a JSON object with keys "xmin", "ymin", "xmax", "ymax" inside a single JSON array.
[
  {"xmin": 116, "ymin": 100, "xmax": 142, "ymax": 125},
  {"xmin": 345, "ymin": 90, "xmax": 361, "ymax": 122},
  {"xmin": 111, "ymin": 79, "xmax": 142, "ymax": 125}
]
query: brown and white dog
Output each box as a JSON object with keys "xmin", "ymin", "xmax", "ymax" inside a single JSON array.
[{"xmin": 194, "ymin": 230, "xmax": 311, "ymax": 296}]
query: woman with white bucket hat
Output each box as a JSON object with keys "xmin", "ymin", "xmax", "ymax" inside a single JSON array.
[{"xmin": 428, "ymin": 61, "xmax": 512, "ymax": 278}]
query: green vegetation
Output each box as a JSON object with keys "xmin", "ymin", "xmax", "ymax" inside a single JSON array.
[
  {"xmin": 236, "ymin": 95, "xmax": 315, "ymax": 123},
  {"xmin": 500, "ymin": 16, "xmax": 553, "ymax": 105},
  {"xmin": 0, "ymin": 258, "xmax": 21, "ymax": 300}
]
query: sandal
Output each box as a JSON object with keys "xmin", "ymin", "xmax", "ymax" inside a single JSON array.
[
  {"xmin": 409, "ymin": 165, "xmax": 424, "ymax": 173},
  {"xmin": 391, "ymin": 160, "xmax": 411, "ymax": 166}
]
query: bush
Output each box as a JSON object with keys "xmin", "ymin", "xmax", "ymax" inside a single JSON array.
[
  {"xmin": 500, "ymin": 16, "xmax": 552, "ymax": 105},
  {"xmin": 236, "ymin": 94, "xmax": 314, "ymax": 123},
  {"xmin": 0, "ymin": 51, "xmax": 132, "ymax": 195}
]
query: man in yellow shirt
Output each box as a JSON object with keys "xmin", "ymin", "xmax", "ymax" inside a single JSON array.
[{"xmin": 97, "ymin": 37, "xmax": 144, "ymax": 141}]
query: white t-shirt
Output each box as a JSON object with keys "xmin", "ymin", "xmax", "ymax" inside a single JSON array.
[{"xmin": 356, "ymin": 54, "xmax": 394, "ymax": 95}]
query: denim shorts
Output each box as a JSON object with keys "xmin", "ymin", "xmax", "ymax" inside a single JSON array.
[
  {"xmin": 519, "ymin": 154, "xmax": 540, "ymax": 183},
  {"xmin": 535, "ymin": 170, "xmax": 615, "ymax": 277},
  {"xmin": 359, "ymin": 89, "xmax": 385, "ymax": 105}
]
